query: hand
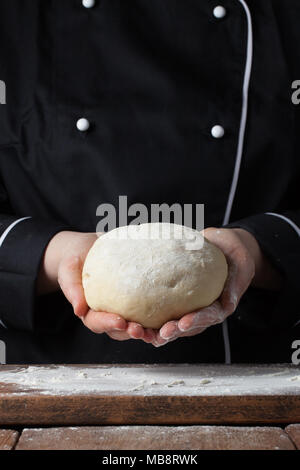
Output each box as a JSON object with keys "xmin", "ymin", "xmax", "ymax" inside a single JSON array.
[
  {"xmin": 151, "ymin": 227, "xmax": 283, "ymax": 347},
  {"xmin": 37, "ymin": 231, "xmax": 156, "ymax": 343}
]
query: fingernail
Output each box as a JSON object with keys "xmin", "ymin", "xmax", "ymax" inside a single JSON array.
[
  {"xmin": 153, "ymin": 340, "xmax": 168, "ymax": 348},
  {"xmin": 179, "ymin": 317, "xmax": 202, "ymax": 332},
  {"xmin": 160, "ymin": 330, "xmax": 177, "ymax": 340},
  {"xmin": 160, "ymin": 334, "xmax": 173, "ymax": 340},
  {"xmin": 178, "ymin": 324, "xmax": 191, "ymax": 332},
  {"xmin": 180, "ymin": 326, "xmax": 204, "ymax": 334}
]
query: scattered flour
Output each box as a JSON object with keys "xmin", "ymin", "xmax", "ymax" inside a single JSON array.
[
  {"xmin": 0, "ymin": 364, "xmax": 299, "ymax": 397},
  {"xmin": 167, "ymin": 380, "xmax": 185, "ymax": 388},
  {"xmin": 200, "ymin": 379, "xmax": 212, "ymax": 385}
]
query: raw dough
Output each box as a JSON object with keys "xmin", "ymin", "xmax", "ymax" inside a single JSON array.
[{"xmin": 82, "ymin": 223, "xmax": 228, "ymax": 329}]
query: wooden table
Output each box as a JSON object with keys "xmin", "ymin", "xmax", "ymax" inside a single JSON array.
[{"xmin": 0, "ymin": 364, "xmax": 299, "ymax": 450}]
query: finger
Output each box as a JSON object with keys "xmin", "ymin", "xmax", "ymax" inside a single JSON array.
[
  {"xmin": 220, "ymin": 263, "xmax": 239, "ymax": 314},
  {"xmin": 58, "ymin": 256, "xmax": 88, "ymax": 317},
  {"xmin": 142, "ymin": 328, "xmax": 157, "ymax": 343},
  {"xmin": 178, "ymin": 301, "xmax": 225, "ymax": 332},
  {"xmin": 152, "ymin": 322, "xmax": 180, "ymax": 347},
  {"xmin": 81, "ymin": 310, "xmax": 127, "ymax": 334},
  {"xmin": 151, "ymin": 333, "xmax": 174, "ymax": 348},
  {"xmin": 152, "ymin": 326, "xmax": 207, "ymax": 348},
  {"xmin": 108, "ymin": 326, "xmax": 156, "ymax": 343},
  {"xmin": 221, "ymin": 247, "xmax": 254, "ymax": 314},
  {"xmin": 106, "ymin": 331, "xmax": 132, "ymax": 341},
  {"xmin": 127, "ymin": 322, "xmax": 145, "ymax": 339},
  {"xmin": 177, "ymin": 327, "xmax": 206, "ymax": 338},
  {"xmin": 159, "ymin": 320, "xmax": 179, "ymax": 340},
  {"xmin": 201, "ymin": 228, "xmax": 254, "ymax": 315}
]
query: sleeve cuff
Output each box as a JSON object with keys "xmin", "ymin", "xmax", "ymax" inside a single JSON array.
[{"xmin": 0, "ymin": 216, "xmax": 71, "ymax": 331}]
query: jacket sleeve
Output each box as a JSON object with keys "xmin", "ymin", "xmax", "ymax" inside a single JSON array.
[
  {"xmin": 0, "ymin": 185, "xmax": 70, "ymax": 331},
  {"xmin": 226, "ymin": 210, "xmax": 300, "ymax": 329}
]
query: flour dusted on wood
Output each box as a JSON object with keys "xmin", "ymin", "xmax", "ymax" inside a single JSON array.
[
  {"xmin": 0, "ymin": 364, "xmax": 300, "ymax": 397},
  {"xmin": 82, "ymin": 223, "xmax": 228, "ymax": 328}
]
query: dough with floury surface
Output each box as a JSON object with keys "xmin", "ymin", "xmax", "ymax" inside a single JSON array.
[{"xmin": 82, "ymin": 223, "xmax": 228, "ymax": 329}]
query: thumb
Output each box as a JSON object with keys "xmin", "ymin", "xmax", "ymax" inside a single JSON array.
[{"xmin": 58, "ymin": 256, "xmax": 89, "ymax": 317}]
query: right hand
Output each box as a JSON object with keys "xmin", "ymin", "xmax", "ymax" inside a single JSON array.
[{"xmin": 37, "ymin": 231, "xmax": 155, "ymax": 343}]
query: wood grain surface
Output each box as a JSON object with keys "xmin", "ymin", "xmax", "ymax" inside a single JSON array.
[
  {"xmin": 15, "ymin": 426, "xmax": 295, "ymax": 451},
  {"xmin": 1, "ymin": 394, "xmax": 300, "ymax": 427},
  {"xmin": 0, "ymin": 429, "xmax": 19, "ymax": 450},
  {"xmin": 0, "ymin": 364, "xmax": 299, "ymax": 426},
  {"xmin": 285, "ymin": 424, "xmax": 300, "ymax": 449}
]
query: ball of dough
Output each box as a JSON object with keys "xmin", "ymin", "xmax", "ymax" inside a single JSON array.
[{"xmin": 82, "ymin": 223, "xmax": 228, "ymax": 329}]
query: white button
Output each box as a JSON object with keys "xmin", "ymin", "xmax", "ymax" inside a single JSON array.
[
  {"xmin": 76, "ymin": 118, "xmax": 90, "ymax": 132},
  {"xmin": 213, "ymin": 6, "xmax": 227, "ymax": 19},
  {"xmin": 82, "ymin": 0, "xmax": 95, "ymax": 8},
  {"xmin": 211, "ymin": 125, "xmax": 225, "ymax": 139}
]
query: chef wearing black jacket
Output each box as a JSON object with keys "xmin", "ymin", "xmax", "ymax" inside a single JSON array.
[{"xmin": 0, "ymin": 0, "xmax": 299, "ymax": 365}]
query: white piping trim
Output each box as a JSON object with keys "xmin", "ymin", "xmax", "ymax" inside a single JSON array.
[
  {"xmin": 0, "ymin": 217, "xmax": 31, "ymax": 248},
  {"xmin": 222, "ymin": 0, "xmax": 253, "ymax": 226},
  {"xmin": 0, "ymin": 216, "xmax": 31, "ymax": 331},
  {"xmin": 265, "ymin": 212, "xmax": 300, "ymax": 238},
  {"xmin": 221, "ymin": 0, "xmax": 254, "ymax": 365}
]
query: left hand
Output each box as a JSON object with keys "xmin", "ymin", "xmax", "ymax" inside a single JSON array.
[{"xmin": 151, "ymin": 227, "xmax": 282, "ymax": 347}]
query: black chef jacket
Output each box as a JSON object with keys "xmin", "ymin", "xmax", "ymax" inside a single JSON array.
[{"xmin": 0, "ymin": 0, "xmax": 299, "ymax": 364}]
